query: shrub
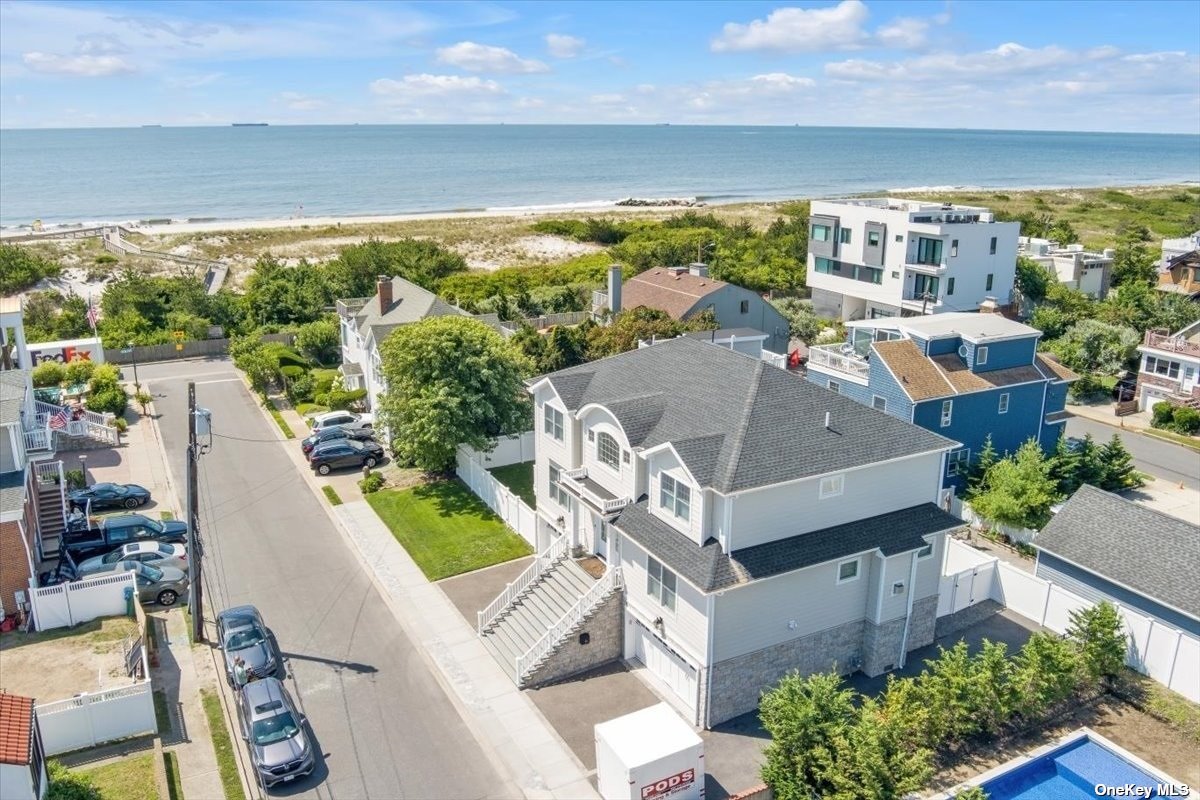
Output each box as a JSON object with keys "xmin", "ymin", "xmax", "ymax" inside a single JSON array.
[
  {"xmin": 358, "ymin": 471, "xmax": 385, "ymax": 494},
  {"xmin": 954, "ymin": 787, "xmax": 989, "ymax": 800},
  {"xmin": 64, "ymin": 359, "xmax": 96, "ymax": 386},
  {"xmin": 64, "ymin": 469, "xmax": 85, "ymax": 489},
  {"xmin": 1067, "ymin": 373, "xmax": 1108, "ymax": 402},
  {"xmin": 112, "ymin": 417, "xmax": 128, "ymax": 433},
  {"xmin": 46, "ymin": 761, "xmax": 100, "ymax": 800},
  {"xmin": 1067, "ymin": 601, "xmax": 1127, "ymax": 685},
  {"xmin": 285, "ymin": 373, "xmax": 314, "ymax": 404},
  {"xmin": 295, "ymin": 403, "xmax": 330, "ymax": 417},
  {"xmin": 32, "ymin": 361, "xmax": 66, "ymax": 388},
  {"xmin": 86, "ymin": 384, "xmax": 128, "ymax": 415},
  {"xmin": 1152, "ymin": 401, "xmax": 1175, "ymax": 428},
  {"xmin": 760, "ymin": 671, "xmax": 855, "ymax": 799},
  {"xmin": 1172, "ymin": 407, "xmax": 1200, "ymax": 435},
  {"xmin": 94, "ymin": 253, "xmax": 118, "ymax": 265},
  {"xmin": 134, "ymin": 390, "xmax": 153, "ymax": 414},
  {"xmin": 323, "ymin": 387, "xmax": 367, "ymax": 410},
  {"xmin": 1011, "ymin": 632, "xmax": 1081, "ymax": 719}
]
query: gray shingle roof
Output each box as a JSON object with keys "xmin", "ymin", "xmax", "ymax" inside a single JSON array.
[
  {"xmin": 352, "ymin": 276, "xmax": 468, "ymax": 337},
  {"xmin": 543, "ymin": 338, "xmax": 955, "ymax": 493},
  {"xmin": 1035, "ymin": 484, "xmax": 1200, "ymax": 620},
  {"xmin": 614, "ymin": 499, "xmax": 962, "ymax": 592},
  {"xmin": 1, "ymin": 370, "xmax": 29, "ymax": 428},
  {"xmin": 0, "ymin": 471, "xmax": 25, "ymax": 516}
]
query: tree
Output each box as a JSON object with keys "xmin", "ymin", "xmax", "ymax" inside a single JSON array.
[
  {"xmin": 377, "ymin": 317, "xmax": 531, "ymax": 472},
  {"xmin": 1098, "ymin": 434, "xmax": 1142, "ymax": 491},
  {"xmin": 324, "ymin": 238, "xmax": 467, "ymax": 297},
  {"xmin": 586, "ymin": 307, "xmax": 717, "ymax": 359},
  {"xmin": 1111, "ymin": 233, "xmax": 1157, "ymax": 288},
  {"xmin": 1049, "ymin": 433, "xmax": 1081, "ymax": 495},
  {"xmin": 1012, "ymin": 632, "xmax": 1081, "ymax": 720},
  {"xmin": 85, "ymin": 364, "xmax": 127, "ymax": 415},
  {"xmin": 543, "ymin": 324, "xmax": 588, "ymax": 372},
  {"xmin": 771, "ymin": 297, "xmax": 824, "ymax": 343},
  {"xmin": 230, "ymin": 338, "xmax": 281, "ymax": 392},
  {"xmin": 916, "ymin": 641, "xmax": 982, "ymax": 745},
  {"xmin": 1071, "ymin": 433, "xmax": 1106, "ymax": 490},
  {"xmin": 1066, "ymin": 601, "xmax": 1127, "ymax": 685},
  {"xmin": 0, "ymin": 244, "xmax": 61, "ymax": 294},
  {"xmin": 972, "ymin": 640, "xmax": 1019, "ymax": 736},
  {"xmin": 971, "ymin": 439, "xmax": 1059, "ymax": 530},
  {"xmin": 294, "ymin": 318, "xmax": 341, "ymax": 365},
  {"xmin": 1014, "ymin": 256, "xmax": 1051, "ymax": 304},
  {"xmin": 759, "ymin": 671, "xmax": 855, "ymax": 800},
  {"xmin": 1048, "ymin": 219, "xmax": 1077, "ymax": 245},
  {"xmin": 966, "ymin": 435, "xmax": 999, "ymax": 500},
  {"xmin": 242, "ymin": 256, "xmax": 330, "ymax": 327},
  {"xmin": 1051, "ymin": 319, "xmax": 1139, "ymax": 375},
  {"xmin": 822, "ymin": 698, "xmax": 934, "ymax": 800}
]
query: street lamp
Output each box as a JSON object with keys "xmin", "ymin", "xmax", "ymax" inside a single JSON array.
[
  {"xmin": 77, "ymin": 454, "xmax": 88, "ymax": 488},
  {"xmin": 124, "ymin": 341, "xmax": 140, "ymax": 390}
]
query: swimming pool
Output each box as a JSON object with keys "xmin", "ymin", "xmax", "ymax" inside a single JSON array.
[{"xmin": 976, "ymin": 733, "xmax": 1176, "ymax": 799}]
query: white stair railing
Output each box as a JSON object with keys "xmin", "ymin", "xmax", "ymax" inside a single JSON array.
[
  {"xmin": 515, "ymin": 567, "xmax": 623, "ymax": 680},
  {"xmin": 477, "ymin": 535, "xmax": 569, "ymax": 634}
]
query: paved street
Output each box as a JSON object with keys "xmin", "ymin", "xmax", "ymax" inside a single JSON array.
[
  {"xmin": 140, "ymin": 358, "xmax": 506, "ymax": 800},
  {"xmin": 1065, "ymin": 416, "xmax": 1200, "ymax": 491}
]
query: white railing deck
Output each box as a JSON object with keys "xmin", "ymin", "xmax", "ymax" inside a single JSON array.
[
  {"xmin": 34, "ymin": 400, "xmax": 119, "ymax": 444},
  {"xmin": 560, "ymin": 468, "xmax": 631, "ymax": 513},
  {"xmin": 24, "ymin": 427, "xmax": 52, "ymax": 452},
  {"xmin": 477, "ymin": 535, "xmax": 569, "ymax": 634},
  {"xmin": 807, "ymin": 344, "xmax": 871, "ymax": 378},
  {"xmin": 515, "ymin": 567, "xmax": 623, "ymax": 680}
]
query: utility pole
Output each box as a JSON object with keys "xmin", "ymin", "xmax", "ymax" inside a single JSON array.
[
  {"xmin": 187, "ymin": 382, "xmax": 204, "ymax": 643},
  {"xmin": 128, "ymin": 341, "xmax": 140, "ymax": 389}
]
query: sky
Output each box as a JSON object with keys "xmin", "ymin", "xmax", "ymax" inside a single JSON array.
[{"xmin": 1, "ymin": 0, "xmax": 1198, "ymax": 132}]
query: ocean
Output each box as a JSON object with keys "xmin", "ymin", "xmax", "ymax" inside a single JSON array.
[{"xmin": 1, "ymin": 125, "xmax": 1198, "ymax": 228}]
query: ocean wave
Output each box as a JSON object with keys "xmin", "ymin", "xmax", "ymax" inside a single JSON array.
[{"xmin": 887, "ymin": 184, "xmax": 985, "ymax": 193}]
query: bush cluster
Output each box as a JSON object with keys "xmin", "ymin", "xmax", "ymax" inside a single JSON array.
[
  {"xmin": 1152, "ymin": 402, "xmax": 1200, "ymax": 435},
  {"xmin": 85, "ymin": 363, "xmax": 127, "ymax": 416},
  {"xmin": 761, "ymin": 603, "xmax": 1127, "ymax": 800},
  {"xmin": 358, "ymin": 471, "xmax": 385, "ymax": 494}
]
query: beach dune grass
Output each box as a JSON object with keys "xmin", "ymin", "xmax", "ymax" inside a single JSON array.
[
  {"xmin": 488, "ymin": 462, "xmax": 536, "ymax": 508},
  {"xmin": 366, "ymin": 480, "xmax": 532, "ymax": 581}
]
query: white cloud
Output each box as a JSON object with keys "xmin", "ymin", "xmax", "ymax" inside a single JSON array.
[
  {"xmin": 435, "ymin": 41, "xmax": 548, "ymax": 73},
  {"xmin": 589, "ymin": 93, "xmax": 626, "ymax": 105},
  {"xmin": 545, "ymin": 33, "xmax": 585, "ymax": 58},
  {"xmin": 278, "ymin": 91, "xmax": 324, "ymax": 111},
  {"xmin": 712, "ymin": 1, "xmax": 870, "ymax": 53},
  {"xmin": 22, "ymin": 51, "xmax": 135, "ymax": 77},
  {"xmin": 749, "ymin": 72, "xmax": 816, "ymax": 90},
  {"xmin": 164, "ymin": 72, "xmax": 223, "ymax": 89},
  {"xmin": 516, "ymin": 97, "xmax": 545, "ymax": 109},
  {"xmin": 370, "ymin": 74, "xmax": 504, "ymax": 102},
  {"xmin": 825, "ymin": 42, "xmax": 1085, "ymax": 82},
  {"xmin": 876, "ymin": 18, "xmax": 929, "ymax": 49}
]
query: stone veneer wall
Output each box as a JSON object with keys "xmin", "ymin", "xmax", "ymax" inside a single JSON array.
[
  {"xmin": 524, "ymin": 589, "xmax": 624, "ymax": 687},
  {"xmin": 906, "ymin": 595, "xmax": 939, "ymax": 651},
  {"xmin": 704, "ymin": 619, "xmax": 865, "ymax": 726},
  {"xmin": 862, "ymin": 616, "xmax": 907, "ymax": 676}
]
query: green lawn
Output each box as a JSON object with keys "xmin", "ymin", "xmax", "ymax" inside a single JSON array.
[
  {"xmin": 366, "ymin": 480, "xmax": 533, "ymax": 580},
  {"xmin": 163, "ymin": 751, "xmax": 185, "ymax": 800},
  {"xmin": 321, "ymin": 485, "xmax": 344, "ymax": 506},
  {"xmin": 200, "ymin": 689, "xmax": 247, "ymax": 800},
  {"xmin": 1143, "ymin": 427, "xmax": 1200, "ymax": 452},
  {"xmin": 489, "ymin": 462, "xmax": 536, "ymax": 508},
  {"xmin": 78, "ymin": 752, "xmax": 159, "ymax": 800}
]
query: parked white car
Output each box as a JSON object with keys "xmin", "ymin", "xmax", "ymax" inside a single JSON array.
[
  {"xmin": 309, "ymin": 410, "xmax": 373, "ymax": 433},
  {"xmin": 76, "ymin": 541, "xmax": 189, "ymax": 577}
]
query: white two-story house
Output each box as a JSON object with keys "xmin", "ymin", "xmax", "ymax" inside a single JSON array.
[
  {"xmin": 808, "ymin": 198, "xmax": 1019, "ymax": 321},
  {"xmin": 337, "ymin": 276, "xmax": 471, "ymax": 410},
  {"xmin": 478, "ymin": 337, "xmax": 962, "ymax": 728}
]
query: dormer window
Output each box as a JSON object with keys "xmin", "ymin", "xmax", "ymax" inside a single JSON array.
[
  {"xmin": 597, "ymin": 432, "xmax": 620, "ymax": 470},
  {"xmin": 659, "ymin": 474, "xmax": 691, "ymax": 522}
]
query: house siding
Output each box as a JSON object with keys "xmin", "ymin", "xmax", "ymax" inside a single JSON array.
[
  {"xmin": 645, "ymin": 451, "xmax": 705, "ymax": 546},
  {"xmin": 1035, "ymin": 552, "xmax": 1200, "ymax": 637},
  {"xmin": 728, "ymin": 452, "xmax": 943, "ymax": 551},
  {"xmin": 620, "ymin": 534, "xmax": 710, "ymax": 667},
  {"xmin": 968, "ymin": 337, "xmax": 1039, "ymax": 372},
  {"xmin": 683, "ymin": 286, "xmax": 790, "ymax": 355},
  {"xmin": 579, "ymin": 408, "xmax": 637, "ymax": 501},
  {"xmin": 533, "ymin": 387, "xmax": 577, "ymax": 527}
]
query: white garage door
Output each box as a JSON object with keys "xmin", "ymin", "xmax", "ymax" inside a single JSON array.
[{"xmin": 632, "ymin": 622, "xmax": 697, "ymax": 715}]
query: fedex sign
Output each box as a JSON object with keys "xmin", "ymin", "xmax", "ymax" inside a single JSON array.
[
  {"xmin": 31, "ymin": 346, "xmax": 91, "ymax": 365},
  {"xmin": 641, "ymin": 769, "xmax": 695, "ymax": 800}
]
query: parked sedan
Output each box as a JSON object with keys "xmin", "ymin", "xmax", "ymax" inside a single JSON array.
[
  {"xmin": 308, "ymin": 438, "xmax": 384, "ymax": 475},
  {"xmin": 236, "ymin": 678, "xmax": 315, "ymax": 789},
  {"xmin": 309, "ymin": 410, "xmax": 373, "ymax": 433},
  {"xmin": 300, "ymin": 425, "xmax": 375, "ymax": 456},
  {"xmin": 69, "ymin": 482, "xmax": 151, "ymax": 511},
  {"xmin": 76, "ymin": 541, "xmax": 188, "ymax": 577},
  {"xmin": 217, "ymin": 605, "xmax": 278, "ymax": 687},
  {"xmin": 129, "ymin": 562, "xmax": 189, "ymax": 606}
]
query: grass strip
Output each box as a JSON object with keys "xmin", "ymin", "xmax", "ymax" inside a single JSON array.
[
  {"xmin": 153, "ymin": 689, "xmax": 172, "ymax": 735},
  {"xmin": 163, "ymin": 751, "xmax": 185, "ymax": 800},
  {"xmin": 1141, "ymin": 427, "xmax": 1200, "ymax": 452},
  {"xmin": 78, "ymin": 752, "xmax": 158, "ymax": 800},
  {"xmin": 261, "ymin": 396, "xmax": 295, "ymax": 439},
  {"xmin": 200, "ymin": 688, "xmax": 247, "ymax": 800},
  {"xmin": 160, "ymin": 510, "xmax": 175, "ymax": 520},
  {"xmin": 322, "ymin": 485, "xmax": 343, "ymax": 506}
]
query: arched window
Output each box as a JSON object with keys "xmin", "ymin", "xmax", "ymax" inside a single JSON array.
[{"xmin": 596, "ymin": 432, "xmax": 620, "ymax": 470}]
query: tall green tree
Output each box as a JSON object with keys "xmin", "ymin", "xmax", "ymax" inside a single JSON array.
[
  {"xmin": 1066, "ymin": 601, "xmax": 1127, "ymax": 685},
  {"xmin": 586, "ymin": 307, "xmax": 717, "ymax": 359},
  {"xmin": 325, "ymin": 238, "xmax": 467, "ymax": 297},
  {"xmin": 916, "ymin": 641, "xmax": 983, "ymax": 745},
  {"xmin": 1049, "ymin": 433, "xmax": 1081, "ymax": 496},
  {"xmin": 1071, "ymin": 433, "xmax": 1106, "ymax": 490},
  {"xmin": 294, "ymin": 317, "xmax": 341, "ymax": 365},
  {"xmin": 1012, "ymin": 632, "xmax": 1081, "ymax": 719},
  {"xmin": 822, "ymin": 698, "xmax": 934, "ymax": 800},
  {"xmin": 1110, "ymin": 233, "xmax": 1157, "ymax": 288},
  {"xmin": 1014, "ymin": 256, "xmax": 1051, "ymax": 304},
  {"xmin": 1051, "ymin": 319, "xmax": 1140, "ymax": 375},
  {"xmin": 966, "ymin": 435, "xmax": 999, "ymax": 499},
  {"xmin": 971, "ymin": 439, "xmax": 1059, "ymax": 530},
  {"xmin": 377, "ymin": 317, "xmax": 532, "ymax": 472},
  {"xmin": 760, "ymin": 671, "xmax": 856, "ymax": 800},
  {"xmin": 771, "ymin": 297, "xmax": 824, "ymax": 343},
  {"xmin": 243, "ymin": 256, "xmax": 329, "ymax": 327},
  {"xmin": 1098, "ymin": 434, "xmax": 1141, "ymax": 492}
]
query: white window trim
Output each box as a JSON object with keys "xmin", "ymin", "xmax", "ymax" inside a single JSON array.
[
  {"xmin": 947, "ymin": 448, "xmax": 971, "ymax": 477},
  {"xmin": 819, "ymin": 474, "xmax": 845, "ymax": 499},
  {"xmin": 646, "ymin": 556, "xmax": 678, "ymax": 613},
  {"xmin": 827, "ymin": 380, "xmax": 841, "ymax": 394},
  {"xmin": 659, "ymin": 473, "xmax": 691, "ymax": 522},
  {"xmin": 940, "ymin": 399, "xmax": 953, "ymax": 428},
  {"xmin": 543, "ymin": 405, "xmax": 564, "ymax": 441},
  {"xmin": 976, "ymin": 346, "xmax": 988, "ymax": 366},
  {"xmin": 872, "ymin": 395, "xmax": 887, "ymax": 412},
  {"xmin": 917, "ymin": 541, "xmax": 934, "ymax": 560},
  {"xmin": 998, "ymin": 392, "xmax": 1010, "ymax": 415},
  {"xmin": 836, "ymin": 557, "xmax": 861, "ymax": 584},
  {"xmin": 596, "ymin": 431, "xmax": 621, "ymax": 473}
]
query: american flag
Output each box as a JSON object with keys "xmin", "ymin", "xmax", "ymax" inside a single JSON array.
[
  {"xmin": 86, "ymin": 303, "xmax": 99, "ymax": 330},
  {"xmin": 49, "ymin": 407, "xmax": 70, "ymax": 430}
]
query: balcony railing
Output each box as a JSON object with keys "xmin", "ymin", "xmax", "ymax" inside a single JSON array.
[
  {"xmin": 1144, "ymin": 330, "xmax": 1200, "ymax": 358},
  {"xmin": 24, "ymin": 427, "xmax": 52, "ymax": 452},
  {"xmin": 560, "ymin": 468, "xmax": 630, "ymax": 513},
  {"xmin": 807, "ymin": 344, "xmax": 870, "ymax": 378},
  {"xmin": 904, "ymin": 260, "xmax": 947, "ymax": 274}
]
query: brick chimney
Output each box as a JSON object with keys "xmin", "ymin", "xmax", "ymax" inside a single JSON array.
[
  {"xmin": 978, "ymin": 296, "xmax": 999, "ymax": 314},
  {"xmin": 377, "ymin": 275, "xmax": 393, "ymax": 313}
]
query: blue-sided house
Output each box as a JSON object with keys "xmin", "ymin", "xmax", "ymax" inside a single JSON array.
[
  {"xmin": 1034, "ymin": 484, "xmax": 1199, "ymax": 637},
  {"xmin": 805, "ymin": 312, "xmax": 1077, "ymax": 493}
]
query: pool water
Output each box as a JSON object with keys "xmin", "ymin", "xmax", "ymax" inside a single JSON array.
[{"xmin": 981, "ymin": 737, "xmax": 1166, "ymax": 799}]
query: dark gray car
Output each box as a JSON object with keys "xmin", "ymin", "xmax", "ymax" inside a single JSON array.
[
  {"xmin": 216, "ymin": 605, "xmax": 277, "ymax": 687},
  {"xmin": 236, "ymin": 677, "xmax": 315, "ymax": 789},
  {"xmin": 130, "ymin": 562, "xmax": 189, "ymax": 606}
]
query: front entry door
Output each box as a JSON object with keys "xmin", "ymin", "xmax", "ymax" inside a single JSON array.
[{"xmin": 593, "ymin": 517, "xmax": 608, "ymax": 561}]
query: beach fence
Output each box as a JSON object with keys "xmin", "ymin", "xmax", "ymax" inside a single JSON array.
[
  {"xmin": 456, "ymin": 433, "xmax": 537, "ymax": 547},
  {"xmin": 37, "ymin": 681, "xmax": 156, "ymax": 755},
  {"xmin": 28, "ymin": 571, "xmax": 137, "ymax": 632},
  {"xmin": 104, "ymin": 332, "xmax": 296, "ymax": 366},
  {"xmin": 938, "ymin": 538, "xmax": 1200, "ymax": 702}
]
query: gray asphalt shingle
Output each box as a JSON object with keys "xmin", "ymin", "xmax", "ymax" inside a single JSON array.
[
  {"xmin": 0, "ymin": 472, "xmax": 25, "ymax": 517},
  {"xmin": 543, "ymin": 338, "xmax": 955, "ymax": 493},
  {"xmin": 1035, "ymin": 484, "xmax": 1200, "ymax": 620}
]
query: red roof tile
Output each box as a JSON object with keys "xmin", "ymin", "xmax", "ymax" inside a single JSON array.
[
  {"xmin": 622, "ymin": 270, "xmax": 728, "ymax": 319},
  {"xmin": 0, "ymin": 692, "xmax": 34, "ymax": 766}
]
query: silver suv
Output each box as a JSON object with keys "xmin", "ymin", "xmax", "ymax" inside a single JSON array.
[{"xmin": 236, "ymin": 677, "xmax": 315, "ymax": 789}]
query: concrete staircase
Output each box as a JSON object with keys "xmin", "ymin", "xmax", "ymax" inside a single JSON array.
[{"xmin": 480, "ymin": 558, "xmax": 604, "ymax": 685}]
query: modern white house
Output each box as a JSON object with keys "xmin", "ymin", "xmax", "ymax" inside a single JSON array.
[
  {"xmin": 807, "ymin": 199, "xmax": 1020, "ymax": 321},
  {"xmin": 477, "ymin": 337, "xmax": 962, "ymax": 727},
  {"xmin": 336, "ymin": 276, "xmax": 471, "ymax": 411},
  {"xmin": 1018, "ymin": 237, "xmax": 1114, "ymax": 299},
  {"xmin": 1134, "ymin": 320, "xmax": 1200, "ymax": 411}
]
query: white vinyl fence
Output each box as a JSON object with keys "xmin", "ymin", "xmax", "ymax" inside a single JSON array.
[
  {"xmin": 457, "ymin": 439, "xmax": 537, "ymax": 548},
  {"xmin": 37, "ymin": 681, "xmax": 156, "ymax": 755},
  {"xmin": 939, "ymin": 538, "xmax": 1200, "ymax": 702},
  {"xmin": 950, "ymin": 497, "xmax": 1037, "ymax": 544},
  {"xmin": 459, "ymin": 431, "xmax": 536, "ymax": 468},
  {"xmin": 29, "ymin": 572, "xmax": 137, "ymax": 632}
]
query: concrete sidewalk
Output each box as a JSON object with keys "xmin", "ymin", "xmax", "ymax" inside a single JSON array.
[{"xmin": 1067, "ymin": 401, "xmax": 1153, "ymax": 431}]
